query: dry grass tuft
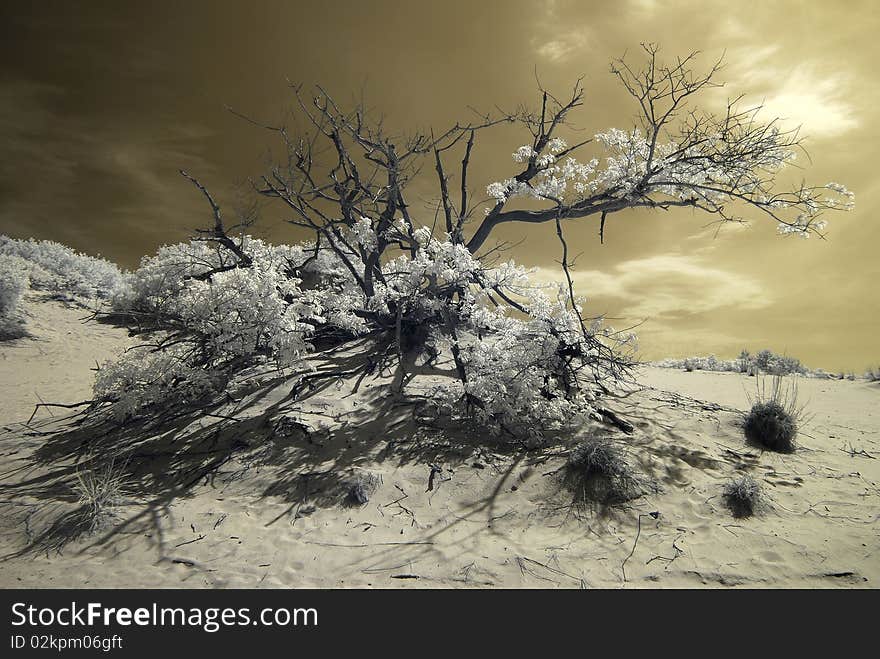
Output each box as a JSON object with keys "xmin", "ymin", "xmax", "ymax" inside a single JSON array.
[
  {"xmin": 563, "ymin": 438, "xmax": 652, "ymax": 505},
  {"xmin": 73, "ymin": 459, "xmax": 129, "ymax": 534},
  {"xmin": 743, "ymin": 375, "xmax": 803, "ymax": 453},
  {"xmin": 346, "ymin": 471, "xmax": 383, "ymax": 505},
  {"xmin": 722, "ymin": 474, "xmax": 762, "ymax": 518}
]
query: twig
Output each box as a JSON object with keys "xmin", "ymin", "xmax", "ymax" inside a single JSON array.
[
  {"xmin": 174, "ymin": 534, "xmax": 206, "ymax": 548},
  {"xmin": 303, "ymin": 541, "xmax": 433, "ymax": 548},
  {"xmin": 622, "ymin": 511, "xmax": 660, "ymax": 582}
]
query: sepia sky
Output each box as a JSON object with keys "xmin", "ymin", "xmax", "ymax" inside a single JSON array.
[{"xmin": 1, "ymin": 0, "xmax": 877, "ymax": 371}]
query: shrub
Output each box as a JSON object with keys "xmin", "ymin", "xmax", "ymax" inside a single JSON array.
[
  {"xmin": 766, "ymin": 354, "xmax": 805, "ymax": 376},
  {"xmin": 95, "ymin": 238, "xmax": 319, "ymax": 420},
  {"xmin": 0, "ymin": 235, "xmax": 124, "ymax": 302},
  {"xmin": 744, "ymin": 401, "xmax": 797, "ymax": 451},
  {"xmin": 743, "ymin": 376, "xmax": 800, "ymax": 452},
  {"xmin": 93, "ymin": 345, "xmax": 224, "ymax": 421},
  {"xmin": 654, "ymin": 349, "xmax": 810, "ymax": 376},
  {"xmin": 754, "ymin": 349, "xmax": 774, "ymax": 371},
  {"xmin": 361, "ymin": 234, "xmax": 634, "ymax": 441},
  {"xmin": 0, "ymin": 255, "xmax": 30, "ymax": 339},
  {"xmin": 433, "ymin": 298, "xmax": 616, "ymax": 440},
  {"xmin": 722, "ymin": 474, "xmax": 762, "ymax": 518},
  {"xmin": 563, "ymin": 438, "xmax": 649, "ymax": 505}
]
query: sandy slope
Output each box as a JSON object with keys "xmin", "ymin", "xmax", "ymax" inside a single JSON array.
[
  {"xmin": 0, "ymin": 299, "xmax": 876, "ymax": 588},
  {"xmin": 0, "ymin": 293, "xmax": 135, "ymax": 428}
]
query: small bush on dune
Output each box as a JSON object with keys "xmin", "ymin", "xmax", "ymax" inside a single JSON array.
[
  {"xmin": 744, "ymin": 401, "xmax": 797, "ymax": 451},
  {"xmin": 766, "ymin": 354, "xmax": 805, "ymax": 376},
  {"xmin": 655, "ymin": 349, "xmax": 809, "ymax": 376},
  {"xmin": 743, "ymin": 376, "xmax": 800, "ymax": 452},
  {"xmin": 722, "ymin": 474, "xmax": 762, "ymax": 518},
  {"xmin": 0, "ymin": 255, "xmax": 30, "ymax": 339},
  {"xmin": 737, "ymin": 350, "xmax": 751, "ymax": 373},
  {"xmin": 0, "ymin": 235, "xmax": 124, "ymax": 302},
  {"xmin": 94, "ymin": 238, "xmax": 322, "ymax": 421},
  {"xmin": 93, "ymin": 346, "xmax": 225, "ymax": 421},
  {"xmin": 563, "ymin": 438, "xmax": 650, "ymax": 505}
]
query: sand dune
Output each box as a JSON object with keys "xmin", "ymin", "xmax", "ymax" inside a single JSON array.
[
  {"xmin": 0, "ymin": 293, "xmax": 136, "ymax": 428},
  {"xmin": 0, "ymin": 298, "xmax": 876, "ymax": 588}
]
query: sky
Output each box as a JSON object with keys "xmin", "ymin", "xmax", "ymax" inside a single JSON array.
[{"xmin": 1, "ymin": 0, "xmax": 877, "ymax": 371}]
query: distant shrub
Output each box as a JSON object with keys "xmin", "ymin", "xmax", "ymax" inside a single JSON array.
[
  {"xmin": 754, "ymin": 349, "xmax": 773, "ymax": 371},
  {"xmin": 0, "ymin": 235, "xmax": 124, "ymax": 302},
  {"xmin": 654, "ymin": 349, "xmax": 809, "ymax": 377},
  {"xmin": 656, "ymin": 355, "xmax": 741, "ymax": 373},
  {"xmin": 866, "ymin": 366, "xmax": 880, "ymax": 382},
  {"xmin": 743, "ymin": 376, "xmax": 800, "ymax": 452},
  {"xmin": 765, "ymin": 354, "xmax": 805, "ymax": 376},
  {"xmin": 0, "ymin": 255, "xmax": 30, "ymax": 339},
  {"xmin": 722, "ymin": 474, "xmax": 762, "ymax": 518}
]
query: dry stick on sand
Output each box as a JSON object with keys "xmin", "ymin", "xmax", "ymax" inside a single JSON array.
[
  {"xmin": 27, "ymin": 398, "xmax": 94, "ymax": 425},
  {"xmin": 303, "ymin": 541, "xmax": 433, "ymax": 548},
  {"xmin": 621, "ymin": 511, "xmax": 660, "ymax": 582}
]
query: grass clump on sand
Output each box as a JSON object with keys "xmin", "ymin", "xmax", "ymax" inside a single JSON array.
[
  {"xmin": 346, "ymin": 471, "xmax": 383, "ymax": 505},
  {"xmin": 743, "ymin": 375, "xmax": 801, "ymax": 453},
  {"xmin": 563, "ymin": 438, "xmax": 650, "ymax": 505},
  {"xmin": 722, "ymin": 474, "xmax": 762, "ymax": 518},
  {"xmin": 73, "ymin": 459, "xmax": 128, "ymax": 534}
]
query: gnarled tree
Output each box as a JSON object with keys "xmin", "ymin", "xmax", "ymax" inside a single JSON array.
[{"xmin": 106, "ymin": 45, "xmax": 852, "ymax": 439}]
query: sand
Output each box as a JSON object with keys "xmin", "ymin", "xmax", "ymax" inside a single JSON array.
[
  {"xmin": 0, "ymin": 292, "xmax": 136, "ymax": 428},
  {"xmin": 0, "ymin": 296, "xmax": 877, "ymax": 588}
]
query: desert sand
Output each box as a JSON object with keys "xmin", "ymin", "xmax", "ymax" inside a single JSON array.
[{"xmin": 0, "ymin": 296, "xmax": 876, "ymax": 588}]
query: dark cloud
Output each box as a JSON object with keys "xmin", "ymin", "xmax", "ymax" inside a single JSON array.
[{"xmin": 0, "ymin": 0, "xmax": 876, "ymax": 369}]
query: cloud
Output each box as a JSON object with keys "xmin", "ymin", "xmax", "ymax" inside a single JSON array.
[
  {"xmin": 626, "ymin": 0, "xmax": 659, "ymax": 15},
  {"xmin": 0, "ymin": 78, "xmax": 218, "ymax": 259},
  {"xmin": 532, "ymin": 253, "xmax": 770, "ymax": 320},
  {"xmin": 532, "ymin": 32, "xmax": 588, "ymax": 62},
  {"xmin": 719, "ymin": 47, "xmax": 859, "ymax": 138},
  {"xmin": 758, "ymin": 70, "xmax": 859, "ymax": 138}
]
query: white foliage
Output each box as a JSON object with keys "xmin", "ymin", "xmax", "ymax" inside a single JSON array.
[
  {"xmin": 485, "ymin": 122, "xmax": 854, "ymax": 238},
  {"xmin": 170, "ymin": 263, "xmax": 315, "ymax": 364},
  {"xmin": 0, "ymin": 255, "xmax": 29, "ymax": 316},
  {"xmin": 94, "ymin": 345, "xmax": 223, "ymax": 421},
  {"xmin": 0, "ymin": 235, "xmax": 124, "ymax": 302},
  {"xmin": 0, "ymin": 255, "xmax": 30, "ymax": 338},
  {"xmin": 97, "ymin": 237, "xmax": 321, "ymax": 418}
]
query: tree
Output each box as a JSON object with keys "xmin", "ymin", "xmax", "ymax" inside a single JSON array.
[{"xmin": 104, "ymin": 45, "xmax": 852, "ymax": 439}]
